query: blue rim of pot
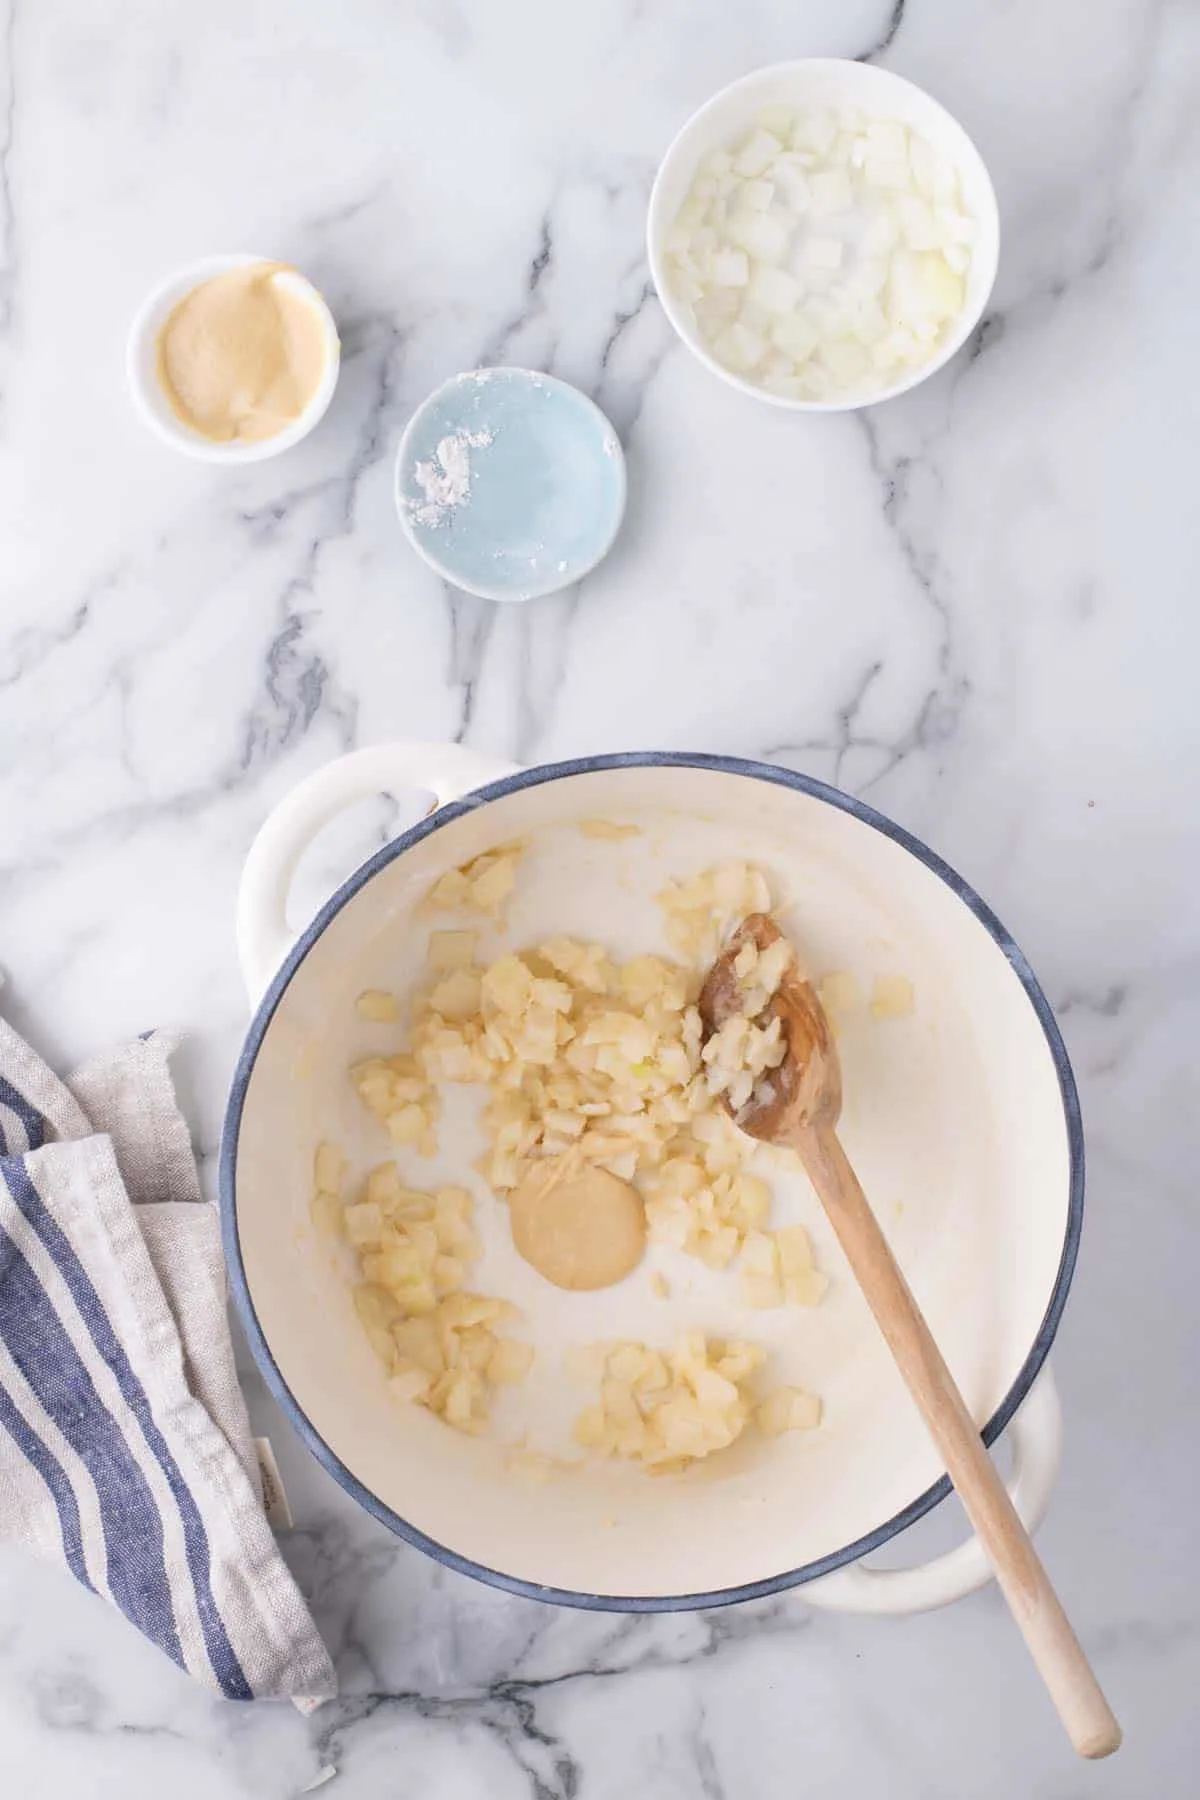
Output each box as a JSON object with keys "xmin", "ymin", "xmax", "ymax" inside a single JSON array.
[{"xmin": 220, "ymin": 751, "xmax": 1085, "ymax": 1612}]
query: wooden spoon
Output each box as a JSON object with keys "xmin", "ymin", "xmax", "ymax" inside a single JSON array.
[{"xmin": 701, "ymin": 914, "xmax": 1121, "ymax": 1761}]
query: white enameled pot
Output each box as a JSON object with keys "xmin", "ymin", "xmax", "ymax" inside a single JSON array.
[{"xmin": 221, "ymin": 744, "xmax": 1080, "ymax": 1615}]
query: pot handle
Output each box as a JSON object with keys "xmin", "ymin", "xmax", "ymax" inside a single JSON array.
[
  {"xmin": 803, "ymin": 1365, "xmax": 1063, "ymax": 1616},
  {"xmin": 237, "ymin": 742, "xmax": 521, "ymax": 1005}
]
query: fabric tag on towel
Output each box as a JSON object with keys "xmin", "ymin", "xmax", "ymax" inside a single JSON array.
[{"xmin": 254, "ymin": 1437, "xmax": 294, "ymax": 1531}]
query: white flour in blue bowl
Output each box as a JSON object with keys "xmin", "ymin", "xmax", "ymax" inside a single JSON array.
[{"xmin": 394, "ymin": 368, "xmax": 627, "ymax": 602}]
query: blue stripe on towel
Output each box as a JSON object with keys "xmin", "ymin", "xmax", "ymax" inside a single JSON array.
[
  {"xmin": 0, "ymin": 1076, "xmax": 47, "ymax": 1153},
  {"xmin": 0, "ymin": 1215, "xmax": 183, "ymax": 1662},
  {"xmin": 0, "ymin": 1373, "xmax": 95, "ymax": 1591},
  {"xmin": 1, "ymin": 1160, "xmax": 253, "ymax": 1699}
]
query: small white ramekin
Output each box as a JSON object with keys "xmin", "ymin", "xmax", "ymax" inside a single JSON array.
[
  {"xmin": 647, "ymin": 59, "xmax": 1000, "ymax": 413},
  {"xmin": 126, "ymin": 254, "xmax": 341, "ymax": 462}
]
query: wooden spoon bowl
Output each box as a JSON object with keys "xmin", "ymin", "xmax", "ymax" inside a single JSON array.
[{"xmin": 700, "ymin": 911, "xmax": 841, "ymax": 1137}]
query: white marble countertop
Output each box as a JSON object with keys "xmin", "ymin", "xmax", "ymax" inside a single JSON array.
[{"xmin": 2, "ymin": 0, "xmax": 1196, "ymax": 1793}]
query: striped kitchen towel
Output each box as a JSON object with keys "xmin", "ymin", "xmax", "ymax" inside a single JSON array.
[{"xmin": 0, "ymin": 1012, "xmax": 336, "ymax": 1702}]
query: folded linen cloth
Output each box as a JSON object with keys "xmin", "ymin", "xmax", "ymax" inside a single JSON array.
[{"xmin": 0, "ymin": 1013, "xmax": 336, "ymax": 1701}]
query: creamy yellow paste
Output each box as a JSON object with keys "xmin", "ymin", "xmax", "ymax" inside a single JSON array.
[
  {"xmin": 156, "ymin": 261, "xmax": 326, "ymax": 444},
  {"xmin": 509, "ymin": 1157, "xmax": 646, "ymax": 1291}
]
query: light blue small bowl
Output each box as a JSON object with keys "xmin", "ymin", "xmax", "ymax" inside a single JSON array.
[{"xmin": 394, "ymin": 368, "xmax": 627, "ymax": 602}]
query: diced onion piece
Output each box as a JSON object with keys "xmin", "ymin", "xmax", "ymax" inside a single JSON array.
[
  {"xmin": 344, "ymin": 1201, "xmax": 385, "ymax": 1249},
  {"xmin": 428, "ymin": 968, "xmax": 482, "ymax": 1021},
  {"xmin": 803, "ymin": 235, "xmax": 844, "ymax": 272},
  {"xmin": 870, "ymin": 974, "xmax": 915, "ymax": 1020},
  {"xmin": 917, "ymin": 253, "xmax": 965, "ymax": 320},
  {"xmin": 895, "ymin": 194, "xmax": 941, "ymax": 252},
  {"xmin": 864, "ymin": 155, "xmax": 911, "ymax": 191},
  {"xmin": 426, "ymin": 844, "xmax": 523, "ymax": 917},
  {"xmin": 785, "ymin": 1269, "xmax": 830, "ymax": 1307},
  {"xmin": 366, "ymin": 1162, "xmax": 402, "ymax": 1205},
  {"xmin": 864, "ymin": 117, "xmax": 908, "ymax": 163},
  {"xmin": 862, "ymin": 210, "xmax": 899, "ymax": 257},
  {"xmin": 809, "ymin": 168, "xmax": 853, "ymax": 215},
  {"xmin": 427, "ymin": 868, "xmax": 470, "ymax": 910},
  {"xmin": 310, "ymin": 1192, "xmax": 342, "ymax": 1237},
  {"xmin": 772, "ymin": 155, "xmax": 812, "ymax": 208},
  {"xmin": 872, "ymin": 330, "xmax": 907, "ymax": 371},
  {"xmin": 387, "ymin": 1104, "xmax": 426, "ymax": 1146},
  {"xmin": 725, "ymin": 211, "xmax": 791, "ymax": 263},
  {"xmin": 713, "ymin": 321, "xmax": 767, "ymax": 373},
  {"xmin": 818, "ymin": 969, "xmax": 861, "ymax": 1021},
  {"xmin": 314, "ymin": 1141, "xmax": 344, "ymax": 1195},
  {"xmin": 849, "ymin": 295, "xmax": 889, "ymax": 341},
  {"xmin": 710, "ymin": 246, "xmax": 749, "ymax": 287},
  {"xmin": 793, "ymin": 109, "xmax": 836, "ymax": 156},
  {"xmin": 732, "ymin": 940, "xmax": 757, "ymax": 979},
  {"xmin": 732, "ymin": 128, "xmax": 782, "ymax": 178},
  {"xmin": 738, "ymin": 178, "xmax": 775, "ymax": 212},
  {"xmin": 471, "ymin": 857, "xmax": 517, "ymax": 913},
  {"xmin": 356, "ymin": 989, "xmax": 399, "ymax": 1023},
  {"xmin": 822, "ymin": 339, "xmax": 869, "ymax": 385},
  {"xmin": 936, "ymin": 207, "xmax": 976, "ymax": 245},
  {"xmin": 694, "ymin": 289, "xmax": 739, "ymax": 332},
  {"xmin": 774, "ymin": 1225, "xmax": 814, "ymax": 1276},
  {"xmin": 741, "ymin": 1228, "xmax": 778, "ymax": 1276},
  {"xmin": 487, "ymin": 1338, "xmax": 534, "ymax": 1384},
  {"xmin": 763, "ymin": 371, "xmax": 807, "ymax": 400},
  {"xmin": 770, "ymin": 312, "xmax": 819, "ymax": 362},
  {"xmin": 756, "ymin": 1386, "xmax": 822, "ymax": 1437},
  {"xmin": 393, "ymin": 1316, "xmax": 444, "ymax": 1375},
  {"xmin": 756, "ymin": 104, "xmax": 796, "ymax": 138},
  {"xmin": 740, "ymin": 1270, "xmax": 784, "ymax": 1309},
  {"xmin": 672, "ymin": 269, "xmax": 704, "ymax": 306},
  {"xmin": 889, "ymin": 248, "xmax": 963, "ymax": 326},
  {"xmin": 389, "ymin": 1364, "xmax": 432, "ymax": 1405},
  {"xmin": 747, "ymin": 263, "xmax": 802, "ymax": 315},
  {"xmin": 428, "ymin": 930, "xmax": 477, "ymax": 972}
]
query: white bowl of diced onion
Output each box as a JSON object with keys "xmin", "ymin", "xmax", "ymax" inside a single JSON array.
[{"xmin": 648, "ymin": 60, "xmax": 1000, "ymax": 410}]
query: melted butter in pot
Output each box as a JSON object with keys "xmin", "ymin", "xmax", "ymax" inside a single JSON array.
[{"xmin": 509, "ymin": 1156, "xmax": 646, "ymax": 1291}]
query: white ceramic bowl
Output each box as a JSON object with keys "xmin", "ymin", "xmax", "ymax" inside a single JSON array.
[
  {"xmin": 126, "ymin": 254, "xmax": 341, "ymax": 463},
  {"xmin": 647, "ymin": 59, "xmax": 1000, "ymax": 412},
  {"xmin": 221, "ymin": 745, "xmax": 1079, "ymax": 1617}
]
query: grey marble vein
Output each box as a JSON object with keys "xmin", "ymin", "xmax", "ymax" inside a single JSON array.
[{"xmin": 857, "ymin": 1, "xmax": 907, "ymax": 66}]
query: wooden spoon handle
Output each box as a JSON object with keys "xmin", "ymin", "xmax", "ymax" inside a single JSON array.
[{"xmin": 799, "ymin": 1123, "xmax": 1121, "ymax": 1760}]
